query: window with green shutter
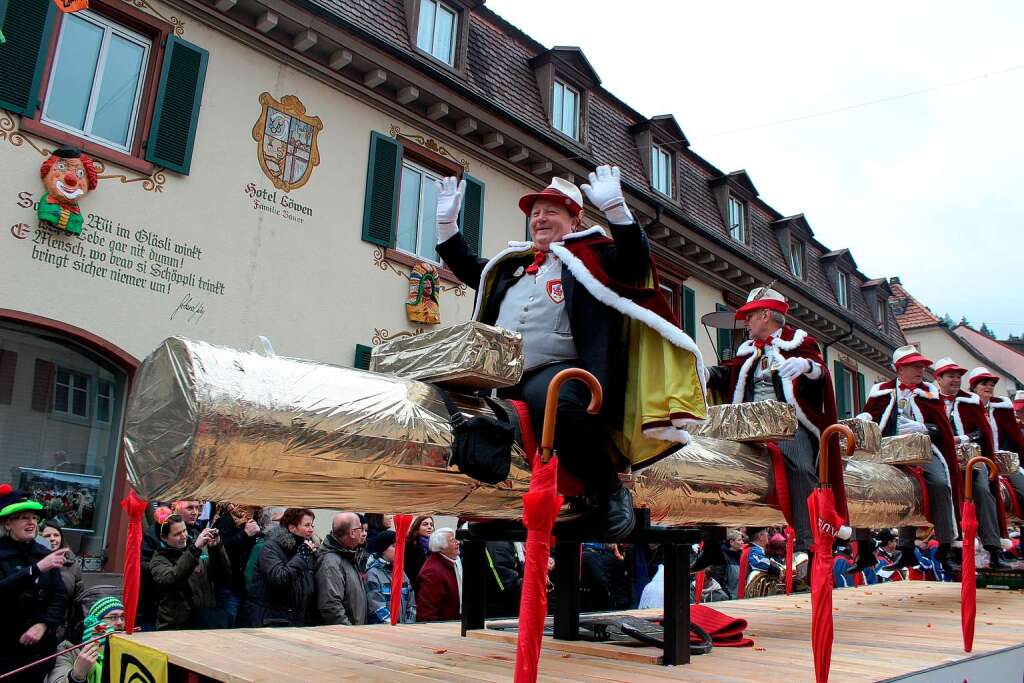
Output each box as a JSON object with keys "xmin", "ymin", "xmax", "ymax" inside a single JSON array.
[
  {"xmin": 145, "ymin": 36, "xmax": 208, "ymax": 174},
  {"xmin": 362, "ymin": 132, "xmax": 403, "ymax": 247},
  {"xmin": 354, "ymin": 344, "xmax": 373, "ymax": 371},
  {"xmin": 682, "ymin": 286, "xmax": 696, "ymax": 339},
  {"xmin": 459, "ymin": 174, "xmax": 484, "ymax": 255},
  {"xmin": 856, "ymin": 371, "xmax": 866, "ymax": 413},
  {"xmin": 0, "ymin": 0, "xmax": 56, "ymax": 117},
  {"xmin": 834, "ymin": 360, "xmax": 855, "ymax": 418}
]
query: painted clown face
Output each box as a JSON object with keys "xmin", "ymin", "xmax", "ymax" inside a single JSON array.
[{"xmin": 43, "ymin": 156, "xmax": 92, "ymax": 205}]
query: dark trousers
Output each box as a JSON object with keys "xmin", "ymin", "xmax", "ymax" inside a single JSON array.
[
  {"xmin": 899, "ymin": 452, "xmax": 957, "ymax": 546},
  {"xmin": 972, "ymin": 467, "xmax": 1002, "ymax": 548},
  {"xmin": 499, "ymin": 362, "xmax": 620, "ymax": 495},
  {"xmin": 777, "ymin": 427, "xmax": 818, "ymax": 552}
]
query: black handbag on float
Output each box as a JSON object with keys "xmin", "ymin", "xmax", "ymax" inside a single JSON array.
[{"xmin": 440, "ymin": 391, "xmax": 514, "ymax": 485}]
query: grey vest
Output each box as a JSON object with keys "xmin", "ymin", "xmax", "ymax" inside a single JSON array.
[{"xmin": 494, "ymin": 261, "xmax": 577, "ymax": 370}]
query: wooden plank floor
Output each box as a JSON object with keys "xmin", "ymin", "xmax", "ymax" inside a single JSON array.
[{"xmin": 124, "ymin": 582, "xmax": 1024, "ymax": 682}]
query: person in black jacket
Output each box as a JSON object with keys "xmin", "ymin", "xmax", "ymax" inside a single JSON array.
[
  {"xmin": 150, "ymin": 516, "xmax": 230, "ymax": 630},
  {"xmin": 0, "ymin": 485, "xmax": 67, "ymax": 682},
  {"xmin": 243, "ymin": 508, "xmax": 316, "ymax": 627},
  {"xmin": 484, "ymin": 541, "xmax": 523, "ymax": 617},
  {"xmin": 212, "ymin": 504, "xmax": 260, "ymax": 625}
]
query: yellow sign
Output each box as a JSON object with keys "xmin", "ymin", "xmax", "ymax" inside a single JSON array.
[
  {"xmin": 109, "ymin": 636, "xmax": 168, "ymax": 683},
  {"xmin": 252, "ymin": 93, "xmax": 323, "ymax": 192}
]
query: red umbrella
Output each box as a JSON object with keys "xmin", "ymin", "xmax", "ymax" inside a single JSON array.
[
  {"xmin": 693, "ymin": 542, "xmax": 705, "ymax": 605},
  {"xmin": 119, "ymin": 490, "xmax": 148, "ymax": 634},
  {"xmin": 514, "ymin": 368, "xmax": 601, "ymax": 683},
  {"xmin": 807, "ymin": 424, "xmax": 855, "ymax": 683},
  {"xmin": 784, "ymin": 526, "xmax": 796, "ymax": 596},
  {"xmin": 961, "ymin": 456, "xmax": 997, "ymax": 653},
  {"xmin": 389, "ymin": 514, "xmax": 414, "ymax": 625}
]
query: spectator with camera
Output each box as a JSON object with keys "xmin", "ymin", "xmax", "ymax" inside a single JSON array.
[{"xmin": 150, "ymin": 515, "xmax": 230, "ymax": 630}]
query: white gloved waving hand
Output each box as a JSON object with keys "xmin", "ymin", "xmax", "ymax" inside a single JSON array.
[
  {"xmin": 581, "ymin": 165, "xmax": 634, "ymax": 225},
  {"xmin": 435, "ymin": 176, "xmax": 465, "ymax": 243},
  {"xmin": 778, "ymin": 357, "xmax": 811, "ymax": 381}
]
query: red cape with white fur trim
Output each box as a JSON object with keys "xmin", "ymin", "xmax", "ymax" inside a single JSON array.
[
  {"xmin": 719, "ymin": 325, "xmax": 848, "ymax": 521},
  {"xmin": 989, "ymin": 396, "xmax": 1024, "ymax": 455},
  {"xmin": 949, "ymin": 391, "xmax": 1007, "ymax": 537}
]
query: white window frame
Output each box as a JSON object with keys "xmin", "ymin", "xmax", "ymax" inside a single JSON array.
[
  {"xmin": 96, "ymin": 379, "xmax": 114, "ymax": 424},
  {"xmin": 650, "ymin": 144, "xmax": 672, "ymax": 196},
  {"xmin": 841, "ymin": 366, "xmax": 857, "ymax": 417},
  {"xmin": 551, "ymin": 79, "xmax": 580, "ymax": 140},
  {"xmin": 727, "ymin": 195, "xmax": 746, "ymax": 243},
  {"xmin": 836, "ymin": 271, "xmax": 849, "ymax": 308},
  {"xmin": 789, "ymin": 240, "xmax": 804, "ymax": 278},
  {"xmin": 41, "ymin": 10, "xmax": 151, "ymax": 154},
  {"xmin": 416, "ymin": 0, "xmax": 458, "ymax": 66},
  {"xmin": 396, "ymin": 158, "xmax": 444, "ymax": 266},
  {"xmin": 54, "ymin": 366, "xmax": 90, "ymax": 419},
  {"xmin": 875, "ymin": 296, "xmax": 887, "ymax": 326}
]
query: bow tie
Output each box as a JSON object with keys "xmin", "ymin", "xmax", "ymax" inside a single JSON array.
[
  {"xmin": 753, "ymin": 338, "xmax": 772, "ymax": 350},
  {"xmin": 899, "ymin": 383, "xmax": 918, "ymax": 392},
  {"xmin": 940, "ymin": 394, "xmax": 956, "ymax": 402},
  {"xmin": 525, "ymin": 250, "xmax": 548, "ymax": 275}
]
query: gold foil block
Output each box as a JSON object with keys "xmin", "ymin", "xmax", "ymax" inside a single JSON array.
[
  {"xmin": 693, "ymin": 400, "xmax": 797, "ymax": 442},
  {"xmin": 956, "ymin": 442, "xmax": 982, "ymax": 468},
  {"xmin": 369, "ymin": 322, "xmax": 524, "ymax": 389},
  {"xmin": 848, "ymin": 433, "xmax": 933, "ymax": 466},
  {"xmin": 838, "ymin": 418, "xmax": 881, "ymax": 457},
  {"xmin": 995, "ymin": 450, "xmax": 1020, "ymax": 476}
]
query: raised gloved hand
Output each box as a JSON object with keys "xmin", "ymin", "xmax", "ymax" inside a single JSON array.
[
  {"xmin": 896, "ymin": 416, "xmax": 929, "ymax": 435},
  {"xmin": 581, "ymin": 165, "xmax": 634, "ymax": 225},
  {"xmin": 778, "ymin": 357, "xmax": 811, "ymax": 380},
  {"xmin": 434, "ymin": 176, "xmax": 465, "ymax": 243}
]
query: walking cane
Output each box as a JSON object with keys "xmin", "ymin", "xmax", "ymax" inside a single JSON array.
[
  {"xmin": 539, "ymin": 368, "xmax": 602, "ymax": 464},
  {"xmin": 961, "ymin": 455, "xmax": 997, "ymax": 652}
]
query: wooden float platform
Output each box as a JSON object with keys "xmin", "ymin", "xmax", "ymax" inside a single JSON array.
[{"xmin": 120, "ymin": 582, "xmax": 1024, "ymax": 682}]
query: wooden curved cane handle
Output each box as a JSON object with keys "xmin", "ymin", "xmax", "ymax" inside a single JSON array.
[
  {"xmin": 964, "ymin": 456, "xmax": 997, "ymax": 501},
  {"xmin": 818, "ymin": 423, "xmax": 855, "ymax": 486},
  {"xmin": 540, "ymin": 368, "xmax": 603, "ymax": 463}
]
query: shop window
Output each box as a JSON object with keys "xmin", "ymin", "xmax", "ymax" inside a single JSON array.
[
  {"xmin": 0, "ymin": 0, "xmax": 208, "ymax": 174},
  {"xmin": 361, "ymin": 132, "xmax": 485, "ymax": 272},
  {"xmin": 415, "ymin": 0, "xmax": 457, "ymax": 66},
  {"xmin": 552, "ymin": 79, "xmax": 579, "ymax": 140},
  {"xmin": 54, "ymin": 367, "xmax": 89, "ymax": 418}
]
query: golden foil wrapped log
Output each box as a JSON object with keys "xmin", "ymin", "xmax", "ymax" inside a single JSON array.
[
  {"xmin": 994, "ymin": 450, "xmax": 1020, "ymax": 476},
  {"xmin": 693, "ymin": 401, "xmax": 797, "ymax": 442},
  {"xmin": 369, "ymin": 321, "xmax": 524, "ymax": 389},
  {"xmin": 956, "ymin": 442, "xmax": 982, "ymax": 468},
  {"xmin": 123, "ymin": 338, "xmax": 927, "ymax": 528},
  {"xmin": 838, "ymin": 418, "xmax": 881, "ymax": 457},
  {"xmin": 849, "ymin": 433, "xmax": 933, "ymax": 466}
]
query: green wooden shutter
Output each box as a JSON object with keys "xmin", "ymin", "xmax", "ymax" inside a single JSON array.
[
  {"xmin": 834, "ymin": 360, "xmax": 848, "ymax": 418},
  {"xmin": 460, "ymin": 174, "xmax": 485, "ymax": 255},
  {"xmin": 682, "ymin": 286, "xmax": 696, "ymax": 339},
  {"xmin": 145, "ymin": 36, "xmax": 209, "ymax": 174},
  {"xmin": 354, "ymin": 344, "xmax": 373, "ymax": 371},
  {"xmin": 715, "ymin": 303, "xmax": 733, "ymax": 359},
  {"xmin": 361, "ymin": 132, "xmax": 402, "ymax": 246},
  {"xmin": 0, "ymin": 0, "xmax": 56, "ymax": 116},
  {"xmin": 856, "ymin": 372, "xmax": 866, "ymax": 413}
]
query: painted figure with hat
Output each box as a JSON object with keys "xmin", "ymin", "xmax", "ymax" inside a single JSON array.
[
  {"xmin": 699, "ymin": 286, "xmax": 847, "ymax": 570},
  {"xmin": 857, "ymin": 346, "xmax": 961, "ymax": 574},
  {"xmin": 967, "ymin": 367, "xmax": 1024, "ymax": 519},
  {"xmin": 0, "ymin": 484, "xmax": 69, "ymax": 681},
  {"xmin": 37, "ymin": 146, "xmax": 98, "ymax": 235},
  {"xmin": 435, "ymin": 166, "xmax": 708, "ymax": 540},
  {"xmin": 931, "ymin": 358, "xmax": 1010, "ymax": 568}
]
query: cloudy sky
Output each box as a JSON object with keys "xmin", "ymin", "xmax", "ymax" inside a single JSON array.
[{"xmin": 488, "ymin": 1, "xmax": 1024, "ymax": 337}]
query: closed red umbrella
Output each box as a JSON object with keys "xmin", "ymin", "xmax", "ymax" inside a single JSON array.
[
  {"xmin": 119, "ymin": 490, "xmax": 148, "ymax": 634},
  {"xmin": 693, "ymin": 542, "xmax": 705, "ymax": 604},
  {"xmin": 961, "ymin": 456, "xmax": 997, "ymax": 653},
  {"xmin": 784, "ymin": 526, "xmax": 795, "ymax": 596},
  {"xmin": 808, "ymin": 424, "xmax": 855, "ymax": 683},
  {"xmin": 389, "ymin": 514, "xmax": 413, "ymax": 625},
  {"xmin": 514, "ymin": 369, "xmax": 601, "ymax": 683}
]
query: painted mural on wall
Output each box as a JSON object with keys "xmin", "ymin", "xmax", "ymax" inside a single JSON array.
[
  {"xmin": 406, "ymin": 262, "xmax": 441, "ymax": 324},
  {"xmin": 36, "ymin": 146, "xmax": 97, "ymax": 235},
  {"xmin": 252, "ymin": 92, "xmax": 322, "ymax": 192}
]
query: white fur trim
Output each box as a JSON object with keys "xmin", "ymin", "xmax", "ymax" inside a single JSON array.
[
  {"xmin": 561, "ymin": 225, "xmax": 606, "ymax": 242},
  {"xmin": 955, "ymin": 392, "xmax": 981, "ymax": 406},
  {"xmin": 735, "ymin": 328, "xmax": 808, "ymax": 359},
  {"xmin": 643, "ymin": 426, "xmax": 693, "ymax": 445},
  {"xmin": 868, "ymin": 381, "xmax": 892, "ymax": 399},
  {"xmin": 951, "ymin": 400, "xmax": 967, "ymax": 439},
  {"xmin": 730, "ymin": 354, "xmax": 758, "ymax": 406},
  {"xmin": 549, "ymin": 241, "xmax": 708, "ymax": 388},
  {"xmin": 780, "ymin": 367, "xmax": 820, "ymax": 438},
  {"xmin": 471, "ymin": 243, "xmax": 534, "ymax": 320},
  {"xmin": 990, "ymin": 396, "xmax": 1014, "ymax": 411}
]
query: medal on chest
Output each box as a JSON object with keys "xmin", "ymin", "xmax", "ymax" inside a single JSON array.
[
  {"xmin": 546, "ymin": 279, "xmax": 565, "ymax": 304},
  {"xmin": 898, "ymin": 398, "xmax": 907, "ymax": 411},
  {"xmin": 760, "ymin": 356, "xmax": 770, "ymax": 373}
]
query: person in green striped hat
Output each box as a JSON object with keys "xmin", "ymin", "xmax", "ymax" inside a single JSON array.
[
  {"xmin": 47, "ymin": 596, "xmax": 125, "ymax": 683},
  {"xmin": 0, "ymin": 484, "xmax": 69, "ymax": 681}
]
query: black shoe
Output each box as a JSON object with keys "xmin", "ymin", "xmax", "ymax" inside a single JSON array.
[
  {"xmin": 691, "ymin": 528, "xmax": 727, "ymax": 571},
  {"xmin": 887, "ymin": 545, "xmax": 918, "ymax": 570},
  {"xmin": 848, "ymin": 544, "xmax": 878, "ymax": 575},
  {"xmin": 985, "ymin": 546, "xmax": 1009, "ymax": 569},
  {"xmin": 938, "ymin": 543, "xmax": 960, "ymax": 575},
  {"xmin": 603, "ymin": 486, "xmax": 635, "ymax": 541}
]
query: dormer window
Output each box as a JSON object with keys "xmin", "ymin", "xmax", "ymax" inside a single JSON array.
[
  {"xmin": 836, "ymin": 270, "xmax": 849, "ymax": 307},
  {"xmin": 875, "ymin": 296, "xmax": 887, "ymax": 327},
  {"xmin": 727, "ymin": 196, "xmax": 747, "ymax": 243},
  {"xmin": 650, "ymin": 144, "xmax": 672, "ymax": 196},
  {"xmin": 789, "ymin": 239, "xmax": 805, "ymax": 279},
  {"xmin": 552, "ymin": 79, "xmax": 580, "ymax": 139},
  {"xmin": 415, "ymin": 0, "xmax": 457, "ymax": 65}
]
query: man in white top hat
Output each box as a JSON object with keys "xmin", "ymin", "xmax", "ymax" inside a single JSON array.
[
  {"xmin": 697, "ymin": 286, "xmax": 848, "ymax": 570},
  {"xmin": 967, "ymin": 368, "xmax": 1024, "ymax": 521},
  {"xmin": 435, "ymin": 167, "xmax": 707, "ymax": 541},
  {"xmin": 932, "ymin": 358, "xmax": 1008, "ymax": 567},
  {"xmin": 858, "ymin": 346, "xmax": 960, "ymax": 573}
]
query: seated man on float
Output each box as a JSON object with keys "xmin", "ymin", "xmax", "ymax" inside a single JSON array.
[
  {"xmin": 699, "ymin": 287, "xmax": 849, "ymax": 570},
  {"xmin": 933, "ymin": 358, "xmax": 1009, "ymax": 568},
  {"xmin": 435, "ymin": 167, "xmax": 707, "ymax": 540},
  {"xmin": 968, "ymin": 368, "xmax": 1024, "ymax": 520},
  {"xmin": 857, "ymin": 346, "xmax": 960, "ymax": 574}
]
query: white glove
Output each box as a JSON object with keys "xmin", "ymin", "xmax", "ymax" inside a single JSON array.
[
  {"xmin": 581, "ymin": 165, "xmax": 633, "ymax": 225},
  {"xmin": 957, "ymin": 434, "xmax": 971, "ymax": 445},
  {"xmin": 778, "ymin": 357, "xmax": 811, "ymax": 381},
  {"xmin": 435, "ymin": 176, "xmax": 465, "ymax": 243},
  {"xmin": 896, "ymin": 416, "xmax": 929, "ymax": 435}
]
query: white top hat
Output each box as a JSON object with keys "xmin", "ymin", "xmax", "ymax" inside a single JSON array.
[
  {"xmin": 518, "ymin": 177, "xmax": 584, "ymax": 215},
  {"xmin": 967, "ymin": 367, "xmax": 999, "ymax": 388},
  {"xmin": 892, "ymin": 344, "xmax": 932, "ymax": 368},
  {"xmin": 734, "ymin": 287, "xmax": 789, "ymax": 319},
  {"xmin": 931, "ymin": 357, "xmax": 966, "ymax": 376}
]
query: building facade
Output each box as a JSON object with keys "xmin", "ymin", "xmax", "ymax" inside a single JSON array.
[{"xmin": 0, "ymin": 0, "xmax": 903, "ymax": 568}]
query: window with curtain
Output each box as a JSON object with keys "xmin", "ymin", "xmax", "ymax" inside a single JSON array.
[
  {"xmin": 416, "ymin": 0, "xmax": 458, "ymax": 65},
  {"xmin": 789, "ymin": 240, "xmax": 804, "ymax": 279},
  {"xmin": 727, "ymin": 196, "xmax": 746, "ymax": 243},
  {"xmin": 396, "ymin": 159, "xmax": 444, "ymax": 264},
  {"xmin": 552, "ymin": 79, "xmax": 580, "ymax": 139},
  {"xmin": 836, "ymin": 271, "xmax": 849, "ymax": 307},
  {"xmin": 650, "ymin": 144, "xmax": 672, "ymax": 196}
]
